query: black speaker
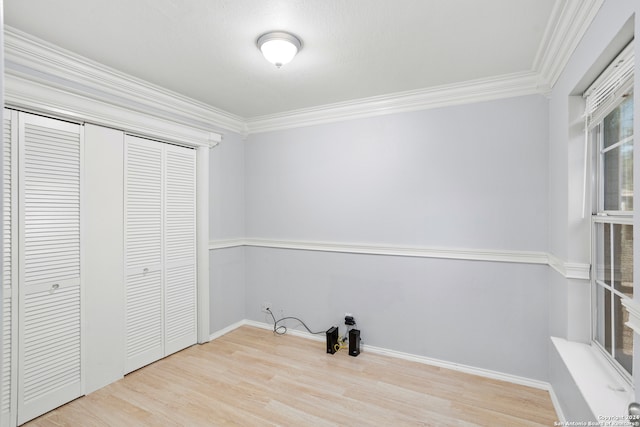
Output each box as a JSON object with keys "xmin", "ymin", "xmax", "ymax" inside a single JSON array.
[
  {"xmin": 326, "ymin": 326, "xmax": 338, "ymax": 354},
  {"xmin": 348, "ymin": 329, "xmax": 361, "ymax": 357}
]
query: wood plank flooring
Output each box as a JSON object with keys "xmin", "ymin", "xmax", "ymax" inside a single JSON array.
[{"xmin": 25, "ymin": 326, "xmax": 558, "ymax": 426}]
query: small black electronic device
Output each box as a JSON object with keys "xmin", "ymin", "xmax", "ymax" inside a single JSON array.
[
  {"xmin": 326, "ymin": 326, "xmax": 338, "ymax": 354},
  {"xmin": 348, "ymin": 329, "xmax": 361, "ymax": 357}
]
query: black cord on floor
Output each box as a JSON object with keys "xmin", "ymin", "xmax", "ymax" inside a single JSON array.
[{"xmin": 266, "ymin": 308, "xmax": 325, "ymax": 336}]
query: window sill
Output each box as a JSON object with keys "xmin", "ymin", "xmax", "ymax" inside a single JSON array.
[{"xmin": 551, "ymin": 337, "xmax": 633, "ymax": 420}]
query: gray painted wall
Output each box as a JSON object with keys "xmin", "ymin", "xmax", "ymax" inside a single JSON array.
[
  {"xmin": 245, "ymin": 96, "xmax": 549, "ymax": 251},
  {"xmin": 245, "ymin": 246, "xmax": 549, "ymax": 380},
  {"xmin": 242, "ymin": 95, "xmax": 550, "ymax": 380},
  {"xmin": 210, "ymin": 130, "xmax": 245, "ymax": 240},
  {"xmin": 209, "ymin": 130, "xmax": 246, "ymax": 333},
  {"xmin": 210, "ymin": 247, "xmax": 246, "ymax": 332}
]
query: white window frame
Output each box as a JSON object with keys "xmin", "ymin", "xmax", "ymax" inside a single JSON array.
[{"xmin": 587, "ymin": 41, "xmax": 634, "ymax": 383}]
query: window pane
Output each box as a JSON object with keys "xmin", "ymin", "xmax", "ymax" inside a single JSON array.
[
  {"xmin": 594, "ymin": 223, "xmax": 612, "ymax": 286},
  {"xmin": 612, "ymin": 223, "xmax": 634, "ymax": 296},
  {"xmin": 595, "ymin": 285, "xmax": 612, "ymax": 354},
  {"xmin": 603, "ymin": 141, "xmax": 633, "ymax": 211},
  {"xmin": 603, "ymin": 93, "xmax": 634, "ymax": 148},
  {"xmin": 614, "ymin": 294, "xmax": 633, "ymax": 374}
]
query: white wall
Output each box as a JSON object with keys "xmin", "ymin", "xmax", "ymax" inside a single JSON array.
[{"xmin": 242, "ymin": 94, "xmax": 550, "ymax": 380}]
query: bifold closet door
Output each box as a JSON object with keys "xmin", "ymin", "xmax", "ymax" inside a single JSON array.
[
  {"xmin": 164, "ymin": 144, "xmax": 197, "ymax": 355},
  {"xmin": 124, "ymin": 136, "xmax": 197, "ymax": 373},
  {"xmin": 17, "ymin": 113, "xmax": 82, "ymax": 425},
  {"xmin": 124, "ymin": 136, "xmax": 164, "ymax": 373}
]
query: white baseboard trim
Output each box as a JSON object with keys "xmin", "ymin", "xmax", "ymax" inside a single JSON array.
[
  {"xmin": 210, "ymin": 320, "xmax": 555, "ymax": 394},
  {"xmin": 363, "ymin": 342, "xmax": 551, "ymax": 391},
  {"xmin": 207, "ymin": 319, "xmax": 248, "ymax": 341},
  {"xmin": 548, "ymin": 384, "xmax": 567, "ymax": 424},
  {"xmin": 243, "ymin": 319, "xmax": 327, "ymax": 343}
]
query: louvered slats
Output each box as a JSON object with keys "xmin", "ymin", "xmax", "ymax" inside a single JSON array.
[
  {"xmin": 126, "ymin": 141, "xmax": 162, "ymax": 271},
  {"xmin": 165, "ymin": 265, "xmax": 196, "ymax": 344},
  {"xmin": 126, "ymin": 271, "xmax": 163, "ymax": 359},
  {"xmin": 585, "ymin": 41, "xmax": 634, "ymax": 128},
  {"xmin": 1, "ymin": 297, "xmax": 11, "ymax": 416},
  {"xmin": 22, "ymin": 286, "xmax": 80, "ymax": 403},
  {"xmin": 2, "ymin": 112, "xmax": 14, "ymax": 421},
  {"xmin": 165, "ymin": 148, "xmax": 195, "ymax": 265},
  {"xmin": 23, "ymin": 122, "xmax": 80, "ymax": 287}
]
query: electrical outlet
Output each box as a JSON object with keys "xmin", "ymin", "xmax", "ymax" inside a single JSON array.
[
  {"xmin": 345, "ymin": 313, "xmax": 356, "ymax": 326},
  {"xmin": 261, "ymin": 302, "xmax": 272, "ymax": 313}
]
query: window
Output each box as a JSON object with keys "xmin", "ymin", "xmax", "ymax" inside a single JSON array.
[{"xmin": 587, "ymin": 42, "xmax": 634, "ymax": 378}]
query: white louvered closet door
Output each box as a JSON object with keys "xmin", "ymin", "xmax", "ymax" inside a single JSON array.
[
  {"xmin": 17, "ymin": 113, "xmax": 83, "ymax": 425},
  {"xmin": 124, "ymin": 136, "xmax": 197, "ymax": 373},
  {"xmin": 164, "ymin": 144, "xmax": 197, "ymax": 356},
  {"xmin": 1, "ymin": 109, "xmax": 18, "ymax": 427},
  {"xmin": 124, "ymin": 136, "xmax": 164, "ymax": 373}
]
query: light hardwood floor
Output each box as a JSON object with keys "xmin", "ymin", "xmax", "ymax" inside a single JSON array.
[{"xmin": 25, "ymin": 326, "xmax": 558, "ymax": 426}]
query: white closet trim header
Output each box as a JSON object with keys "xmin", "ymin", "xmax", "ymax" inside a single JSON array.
[{"xmin": 4, "ymin": 26, "xmax": 228, "ymax": 148}]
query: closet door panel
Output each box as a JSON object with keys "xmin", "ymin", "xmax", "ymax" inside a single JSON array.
[
  {"xmin": 2, "ymin": 109, "xmax": 17, "ymax": 427},
  {"xmin": 164, "ymin": 145, "xmax": 196, "ymax": 355},
  {"xmin": 124, "ymin": 136, "xmax": 163, "ymax": 373},
  {"xmin": 125, "ymin": 270, "xmax": 163, "ymax": 371},
  {"xmin": 18, "ymin": 113, "xmax": 82, "ymax": 425}
]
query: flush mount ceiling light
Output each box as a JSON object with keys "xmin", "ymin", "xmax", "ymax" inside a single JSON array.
[{"xmin": 257, "ymin": 31, "xmax": 302, "ymax": 68}]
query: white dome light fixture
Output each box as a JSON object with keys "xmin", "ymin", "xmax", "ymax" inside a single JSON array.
[{"xmin": 257, "ymin": 31, "xmax": 302, "ymax": 68}]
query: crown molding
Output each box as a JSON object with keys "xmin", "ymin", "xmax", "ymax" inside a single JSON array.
[
  {"xmin": 5, "ymin": 74, "xmax": 220, "ymax": 148},
  {"xmin": 534, "ymin": 0, "xmax": 605, "ymax": 89},
  {"xmin": 4, "ymin": 26, "xmax": 246, "ymax": 136},
  {"xmin": 4, "ymin": 0, "xmax": 604, "ymax": 136},
  {"xmin": 245, "ymin": 71, "xmax": 543, "ymax": 134},
  {"xmin": 244, "ymin": 0, "xmax": 604, "ymax": 134}
]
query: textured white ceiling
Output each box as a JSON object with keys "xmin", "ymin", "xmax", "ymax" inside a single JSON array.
[{"xmin": 5, "ymin": 0, "xmax": 556, "ymax": 118}]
